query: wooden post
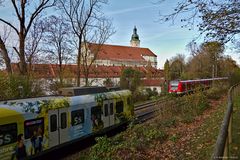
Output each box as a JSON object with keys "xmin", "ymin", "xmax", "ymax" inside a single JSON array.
[
  {"xmin": 223, "ymin": 136, "xmax": 229, "ymax": 159},
  {"xmin": 228, "ymin": 114, "xmax": 232, "ymax": 144}
]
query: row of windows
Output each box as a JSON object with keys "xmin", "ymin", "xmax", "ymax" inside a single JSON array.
[
  {"xmin": 50, "ymin": 101, "xmax": 124, "ymax": 131},
  {"xmin": 0, "ymin": 101, "xmax": 125, "ymax": 146}
]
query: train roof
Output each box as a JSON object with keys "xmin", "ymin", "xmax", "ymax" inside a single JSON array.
[
  {"xmin": 179, "ymin": 77, "xmax": 228, "ymax": 83},
  {"xmin": 0, "ymin": 96, "xmax": 61, "ymax": 104},
  {"xmin": 0, "ymin": 89, "xmax": 131, "ymax": 115},
  {"xmin": 59, "ymin": 86, "xmax": 108, "ymax": 96}
]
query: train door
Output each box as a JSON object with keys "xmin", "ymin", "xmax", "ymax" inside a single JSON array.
[
  {"xmin": 59, "ymin": 108, "xmax": 68, "ymax": 144},
  {"xmin": 48, "ymin": 108, "xmax": 69, "ymax": 148},
  {"xmin": 109, "ymin": 101, "xmax": 114, "ymax": 126},
  {"xmin": 102, "ymin": 100, "xmax": 114, "ymax": 128}
]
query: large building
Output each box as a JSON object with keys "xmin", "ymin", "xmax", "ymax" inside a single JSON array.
[
  {"xmin": 86, "ymin": 27, "xmax": 158, "ymax": 68},
  {"xmin": 9, "ymin": 26, "xmax": 164, "ymax": 92}
]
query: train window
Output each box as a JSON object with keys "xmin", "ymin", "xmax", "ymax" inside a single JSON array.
[
  {"xmin": 71, "ymin": 109, "xmax": 84, "ymax": 126},
  {"xmin": 24, "ymin": 118, "xmax": 44, "ymax": 139},
  {"xmin": 61, "ymin": 113, "xmax": 67, "ymax": 129},
  {"xmin": 50, "ymin": 115, "xmax": 57, "ymax": 132},
  {"xmin": 104, "ymin": 104, "xmax": 108, "ymax": 116},
  {"xmin": 127, "ymin": 97, "xmax": 131, "ymax": 105},
  {"xmin": 116, "ymin": 101, "xmax": 123, "ymax": 113},
  {"xmin": 91, "ymin": 106, "xmax": 102, "ymax": 127},
  {"xmin": 0, "ymin": 123, "xmax": 17, "ymax": 147},
  {"xmin": 110, "ymin": 103, "xmax": 114, "ymax": 115},
  {"xmin": 170, "ymin": 84, "xmax": 178, "ymax": 90}
]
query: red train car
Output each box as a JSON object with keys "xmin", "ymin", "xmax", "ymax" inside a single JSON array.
[{"xmin": 168, "ymin": 77, "xmax": 228, "ymax": 94}]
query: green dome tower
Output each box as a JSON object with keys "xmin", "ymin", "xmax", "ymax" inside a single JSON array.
[{"xmin": 130, "ymin": 26, "xmax": 140, "ymax": 47}]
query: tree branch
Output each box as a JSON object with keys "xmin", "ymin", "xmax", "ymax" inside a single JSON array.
[
  {"xmin": 0, "ymin": 18, "xmax": 19, "ymax": 35},
  {"xmin": 11, "ymin": 0, "xmax": 22, "ymax": 21},
  {"xmin": 25, "ymin": 0, "xmax": 56, "ymax": 38},
  {"xmin": 13, "ymin": 46, "xmax": 20, "ymax": 56}
]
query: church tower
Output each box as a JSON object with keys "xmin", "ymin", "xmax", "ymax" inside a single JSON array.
[{"xmin": 130, "ymin": 26, "xmax": 140, "ymax": 47}]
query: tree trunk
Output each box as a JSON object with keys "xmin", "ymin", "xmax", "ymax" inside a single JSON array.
[
  {"xmin": 84, "ymin": 66, "xmax": 89, "ymax": 86},
  {"xmin": 85, "ymin": 75, "xmax": 88, "ymax": 86},
  {"xmin": 0, "ymin": 37, "xmax": 12, "ymax": 74},
  {"xmin": 59, "ymin": 64, "xmax": 63, "ymax": 85},
  {"xmin": 19, "ymin": 33, "xmax": 27, "ymax": 75},
  {"xmin": 19, "ymin": 2, "xmax": 27, "ymax": 75},
  {"xmin": 76, "ymin": 39, "xmax": 82, "ymax": 87}
]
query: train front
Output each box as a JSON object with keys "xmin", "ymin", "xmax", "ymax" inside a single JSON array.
[
  {"xmin": 169, "ymin": 80, "xmax": 179, "ymax": 93},
  {"xmin": 168, "ymin": 80, "xmax": 183, "ymax": 94}
]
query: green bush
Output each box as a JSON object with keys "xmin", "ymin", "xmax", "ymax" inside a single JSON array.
[
  {"xmin": 89, "ymin": 136, "xmax": 114, "ymax": 160},
  {"xmin": 0, "ymin": 74, "xmax": 44, "ymax": 100},
  {"xmin": 206, "ymin": 85, "xmax": 228, "ymax": 100},
  {"xmin": 162, "ymin": 118, "xmax": 176, "ymax": 127},
  {"xmin": 169, "ymin": 134, "xmax": 179, "ymax": 143},
  {"xmin": 229, "ymin": 69, "xmax": 240, "ymax": 86},
  {"xmin": 132, "ymin": 90, "xmax": 148, "ymax": 103}
]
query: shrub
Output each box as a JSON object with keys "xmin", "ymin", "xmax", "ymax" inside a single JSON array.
[
  {"xmin": 0, "ymin": 74, "xmax": 45, "ymax": 100},
  {"xmin": 89, "ymin": 136, "xmax": 114, "ymax": 160},
  {"xmin": 206, "ymin": 86, "xmax": 228, "ymax": 100}
]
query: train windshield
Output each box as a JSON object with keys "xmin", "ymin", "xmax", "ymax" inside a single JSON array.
[{"xmin": 170, "ymin": 81, "xmax": 179, "ymax": 90}]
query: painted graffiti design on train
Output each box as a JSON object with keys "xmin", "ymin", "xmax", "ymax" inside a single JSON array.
[
  {"xmin": 0, "ymin": 89, "xmax": 133, "ymax": 160},
  {"xmin": 168, "ymin": 77, "xmax": 228, "ymax": 94}
]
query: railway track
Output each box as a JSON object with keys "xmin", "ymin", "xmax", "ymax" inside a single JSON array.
[{"xmin": 134, "ymin": 97, "xmax": 171, "ymax": 123}]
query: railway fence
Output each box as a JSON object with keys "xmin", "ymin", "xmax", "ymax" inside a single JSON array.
[{"xmin": 212, "ymin": 83, "xmax": 240, "ymax": 159}]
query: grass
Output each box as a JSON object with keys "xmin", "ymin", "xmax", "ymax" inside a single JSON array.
[
  {"xmin": 230, "ymin": 95, "xmax": 240, "ymax": 159},
  {"xmin": 179, "ymin": 101, "xmax": 226, "ymax": 159}
]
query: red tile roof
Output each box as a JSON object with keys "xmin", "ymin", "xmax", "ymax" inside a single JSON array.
[
  {"xmin": 142, "ymin": 79, "xmax": 165, "ymax": 86},
  {"xmin": 11, "ymin": 63, "xmax": 164, "ymax": 79},
  {"xmin": 88, "ymin": 43, "xmax": 157, "ymax": 61}
]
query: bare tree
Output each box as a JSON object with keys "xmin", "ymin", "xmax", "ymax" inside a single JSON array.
[
  {"xmin": 81, "ymin": 18, "xmax": 114, "ymax": 86},
  {"xmin": 0, "ymin": 0, "xmax": 56, "ymax": 75},
  {"xmin": 25, "ymin": 17, "xmax": 46, "ymax": 75},
  {"xmin": 0, "ymin": 25, "xmax": 12, "ymax": 74},
  {"xmin": 57, "ymin": 0, "xmax": 112, "ymax": 86},
  {"xmin": 158, "ymin": 0, "xmax": 240, "ymax": 43},
  {"xmin": 44, "ymin": 15, "xmax": 74, "ymax": 85},
  {"xmin": 186, "ymin": 41, "xmax": 200, "ymax": 57}
]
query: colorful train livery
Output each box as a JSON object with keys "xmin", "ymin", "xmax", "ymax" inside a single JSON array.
[{"xmin": 0, "ymin": 89, "xmax": 133, "ymax": 160}]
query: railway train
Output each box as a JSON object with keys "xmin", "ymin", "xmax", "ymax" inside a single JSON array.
[
  {"xmin": 0, "ymin": 87, "xmax": 133, "ymax": 160},
  {"xmin": 168, "ymin": 77, "xmax": 228, "ymax": 94}
]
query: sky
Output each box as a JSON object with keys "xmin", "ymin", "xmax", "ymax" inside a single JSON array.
[
  {"xmin": 0, "ymin": 1, "xmax": 238, "ymax": 69},
  {"xmin": 102, "ymin": 0, "xmax": 239, "ymax": 69}
]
